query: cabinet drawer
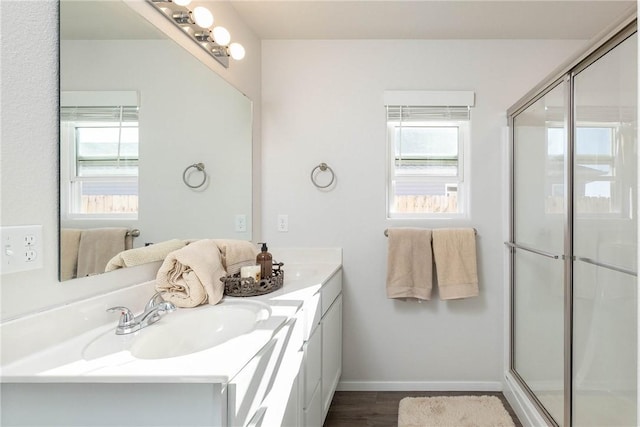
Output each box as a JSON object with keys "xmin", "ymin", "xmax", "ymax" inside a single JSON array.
[
  {"xmin": 321, "ymin": 269, "xmax": 342, "ymax": 317},
  {"xmin": 303, "ymin": 323, "xmax": 321, "ymax": 408},
  {"xmin": 303, "ymin": 291, "xmax": 321, "ymax": 341}
]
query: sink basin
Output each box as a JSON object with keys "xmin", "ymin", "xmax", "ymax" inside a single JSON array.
[{"xmin": 83, "ymin": 299, "xmax": 272, "ymax": 361}]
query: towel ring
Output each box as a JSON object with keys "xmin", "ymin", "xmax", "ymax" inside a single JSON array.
[
  {"xmin": 310, "ymin": 163, "xmax": 335, "ymax": 189},
  {"xmin": 183, "ymin": 163, "xmax": 207, "ymax": 189}
]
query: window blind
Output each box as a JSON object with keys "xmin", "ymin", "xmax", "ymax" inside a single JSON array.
[
  {"xmin": 60, "ymin": 106, "xmax": 139, "ymax": 122},
  {"xmin": 386, "ymin": 105, "xmax": 471, "ymax": 122}
]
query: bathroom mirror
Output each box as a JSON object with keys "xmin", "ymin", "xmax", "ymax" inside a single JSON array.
[{"xmin": 59, "ymin": 0, "xmax": 252, "ymax": 281}]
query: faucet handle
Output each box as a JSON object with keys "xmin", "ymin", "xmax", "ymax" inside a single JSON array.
[
  {"xmin": 145, "ymin": 291, "xmax": 167, "ymax": 311},
  {"xmin": 107, "ymin": 306, "xmax": 135, "ymax": 327}
]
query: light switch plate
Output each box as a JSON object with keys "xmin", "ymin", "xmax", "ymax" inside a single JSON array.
[{"xmin": 235, "ymin": 214, "xmax": 247, "ymax": 232}]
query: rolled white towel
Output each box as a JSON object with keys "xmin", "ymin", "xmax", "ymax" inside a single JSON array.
[{"xmin": 155, "ymin": 239, "xmax": 225, "ymax": 308}]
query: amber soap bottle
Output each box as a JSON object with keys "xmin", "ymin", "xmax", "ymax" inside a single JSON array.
[{"xmin": 256, "ymin": 242, "xmax": 273, "ymax": 279}]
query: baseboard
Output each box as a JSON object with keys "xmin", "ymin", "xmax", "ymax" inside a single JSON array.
[
  {"xmin": 337, "ymin": 381, "xmax": 503, "ymax": 392},
  {"xmin": 503, "ymin": 372, "xmax": 548, "ymax": 427}
]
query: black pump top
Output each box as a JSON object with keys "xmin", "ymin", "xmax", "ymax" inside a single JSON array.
[{"xmin": 259, "ymin": 242, "xmax": 268, "ymax": 252}]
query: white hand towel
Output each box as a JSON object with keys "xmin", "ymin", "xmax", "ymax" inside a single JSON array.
[
  {"xmin": 155, "ymin": 239, "xmax": 225, "ymax": 308},
  {"xmin": 386, "ymin": 228, "xmax": 433, "ymax": 300},
  {"xmin": 432, "ymin": 228, "xmax": 479, "ymax": 300},
  {"xmin": 76, "ymin": 228, "xmax": 129, "ymax": 278}
]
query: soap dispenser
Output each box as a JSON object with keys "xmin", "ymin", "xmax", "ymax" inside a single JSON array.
[{"xmin": 256, "ymin": 242, "xmax": 273, "ymax": 279}]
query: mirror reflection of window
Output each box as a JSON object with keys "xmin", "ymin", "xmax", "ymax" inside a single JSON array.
[
  {"xmin": 546, "ymin": 124, "xmax": 626, "ymax": 216},
  {"xmin": 60, "ymin": 104, "xmax": 139, "ymax": 218}
]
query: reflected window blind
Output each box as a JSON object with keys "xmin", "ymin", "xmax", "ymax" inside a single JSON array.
[{"xmin": 60, "ymin": 106, "xmax": 139, "ymax": 122}]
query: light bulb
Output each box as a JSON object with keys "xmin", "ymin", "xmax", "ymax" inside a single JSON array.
[
  {"xmin": 173, "ymin": 0, "xmax": 191, "ymax": 6},
  {"xmin": 212, "ymin": 26, "xmax": 231, "ymax": 46},
  {"xmin": 229, "ymin": 42, "xmax": 245, "ymax": 60},
  {"xmin": 193, "ymin": 6, "xmax": 214, "ymax": 28}
]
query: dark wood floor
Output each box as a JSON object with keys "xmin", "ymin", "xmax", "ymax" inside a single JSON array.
[{"xmin": 323, "ymin": 391, "xmax": 522, "ymax": 427}]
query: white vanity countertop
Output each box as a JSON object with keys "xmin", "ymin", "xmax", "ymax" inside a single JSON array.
[{"xmin": 1, "ymin": 249, "xmax": 342, "ymax": 384}]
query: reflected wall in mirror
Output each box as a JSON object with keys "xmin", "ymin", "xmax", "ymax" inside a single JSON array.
[{"xmin": 59, "ymin": 0, "xmax": 252, "ymax": 281}]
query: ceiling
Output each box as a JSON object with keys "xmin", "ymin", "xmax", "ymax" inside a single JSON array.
[
  {"xmin": 61, "ymin": 1, "xmax": 636, "ymax": 42},
  {"xmin": 227, "ymin": 1, "xmax": 636, "ymax": 40}
]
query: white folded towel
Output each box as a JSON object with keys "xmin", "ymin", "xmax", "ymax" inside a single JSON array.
[
  {"xmin": 432, "ymin": 228, "xmax": 479, "ymax": 300},
  {"xmin": 155, "ymin": 239, "xmax": 225, "ymax": 308},
  {"xmin": 386, "ymin": 228, "xmax": 433, "ymax": 300}
]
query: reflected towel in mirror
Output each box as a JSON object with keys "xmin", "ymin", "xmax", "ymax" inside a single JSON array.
[
  {"xmin": 76, "ymin": 228, "xmax": 131, "ymax": 278},
  {"xmin": 105, "ymin": 239, "xmax": 187, "ymax": 272}
]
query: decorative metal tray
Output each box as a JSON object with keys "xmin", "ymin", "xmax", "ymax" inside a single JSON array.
[{"xmin": 222, "ymin": 262, "xmax": 284, "ymax": 297}]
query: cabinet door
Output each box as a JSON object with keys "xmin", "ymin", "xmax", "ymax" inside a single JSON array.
[
  {"xmin": 321, "ymin": 293, "xmax": 342, "ymax": 421},
  {"xmin": 228, "ymin": 319, "xmax": 295, "ymax": 427},
  {"xmin": 303, "ymin": 323, "xmax": 322, "ymax": 408}
]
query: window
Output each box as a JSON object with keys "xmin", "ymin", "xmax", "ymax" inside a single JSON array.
[
  {"xmin": 60, "ymin": 105, "xmax": 139, "ymax": 218},
  {"xmin": 385, "ymin": 93, "xmax": 473, "ymax": 218}
]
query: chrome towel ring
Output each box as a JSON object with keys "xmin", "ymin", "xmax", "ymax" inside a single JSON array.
[
  {"xmin": 183, "ymin": 162, "xmax": 207, "ymax": 189},
  {"xmin": 310, "ymin": 162, "xmax": 335, "ymax": 189}
]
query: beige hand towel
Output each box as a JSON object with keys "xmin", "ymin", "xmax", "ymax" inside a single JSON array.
[
  {"xmin": 212, "ymin": 239, "xmax": 259, "ymax": 275},
  {"xmin": 386, "ymin": 228, "xmax": 433, "ymax": 300},
  {"xmin": 155, "ymin": 239, "xmax": 225, "ymax": 308},
  {"xmin": 60, "ymin": 228, "xmax": 82, "ymax": 280},
  {"xmin": 76, "ymin": 228, "xmax": 129, "ymax": 278},
  {"xmin": 432, "ymin": 228, "xmax": 479, "ymax": 300},
  {"xmin": 105, "ymin": 239, "xmax": 187, "ymax": 272}
]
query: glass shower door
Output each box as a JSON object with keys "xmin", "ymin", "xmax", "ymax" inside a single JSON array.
[
  {"xmin": 512, "ymin": 82, "xmax": 567, "ymax": 426},
  {"xmin": 572, "ymin": 32, "xmax": 637, "ymax": 427}
]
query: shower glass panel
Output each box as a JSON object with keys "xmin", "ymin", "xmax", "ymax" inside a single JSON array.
[
  {"xmin": 512, "ymin": 82, "xmax": 567, "ymax": 426},
  {"xmin": 572, "ymin": 32, "xmax": 637, "ymax": 427}
]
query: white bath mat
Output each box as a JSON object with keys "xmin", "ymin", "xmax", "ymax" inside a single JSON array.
[{"xmin": 398, "ymin": 395, "xmax": 516, "ymax": 427}]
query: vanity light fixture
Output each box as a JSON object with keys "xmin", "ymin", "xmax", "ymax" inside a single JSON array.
[{"xmin": 148, "ymin": 0, "xmax": 245, "ymax": 68}]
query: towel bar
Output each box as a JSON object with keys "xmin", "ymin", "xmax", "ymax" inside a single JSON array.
[{"xmin": 384, "ymin": 228, "xmax": 477, "ymax": 237}]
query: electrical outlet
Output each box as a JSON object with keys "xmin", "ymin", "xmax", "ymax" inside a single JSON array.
[
  {"xmin": 25, "ymin": 249, "xmax": 37, "ymax": 262},
  {"xmin": 277, "ymin": 214, "xmax": 289, "ymax": 232},
  {"xmin": 1, "ymin": 225, "xmax": 43, "ymax": 274},
  {"xmin": 235, "ymin": 214, "xmax": 247, "ymax": 232}
]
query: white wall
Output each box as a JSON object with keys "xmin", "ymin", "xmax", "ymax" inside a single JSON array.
[
  {"xmin": 0, "ymin": 0, "xmax": 261, "ymax": 321},
  {"xmin": 261, "ymin": 39, "xmax": 586, "ymax": 386}
]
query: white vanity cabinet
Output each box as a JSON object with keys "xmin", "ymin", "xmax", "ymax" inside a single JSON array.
[
  {"xmin": 1, "ymin": 253, "xmax": 343, "ymax": 427},
  {"xmin": 300, "ymin": 268, "xmax": 343, "ymax": 426}
]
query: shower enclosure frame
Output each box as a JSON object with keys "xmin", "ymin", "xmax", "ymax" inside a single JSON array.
[{"xmin": 506, "ymin": 13, "xmax": 637, "ymax": 427}]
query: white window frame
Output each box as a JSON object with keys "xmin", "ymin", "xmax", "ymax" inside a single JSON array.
[
  {"xmin": 386, "ymin": 119, "xmax": 470, "ymax": 219},
  {"xmin": 383, "ymin": 91, "xmax": 474, "ymax": 219},
  {"xmin": 60, "ymin": 91, "xmax": 140, "ymax": 220}
]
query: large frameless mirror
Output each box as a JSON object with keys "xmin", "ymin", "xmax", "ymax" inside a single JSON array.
[{"xmin": 59, "ymin": 0, "xmax": 252, "ymax": 281}]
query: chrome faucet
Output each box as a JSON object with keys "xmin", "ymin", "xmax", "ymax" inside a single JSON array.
[{"xmin": 107, "ymin": 292, "xmax": 176, "ymax": 335}]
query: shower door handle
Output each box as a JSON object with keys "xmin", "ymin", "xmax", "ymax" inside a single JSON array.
[
  {"xmin": 576, "ymin": 257, "xmax": 637, "ymax": 278},
  {"xmin": 504, "ymin": 242, "xmax": 563, "ymax": 260}
]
